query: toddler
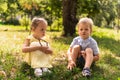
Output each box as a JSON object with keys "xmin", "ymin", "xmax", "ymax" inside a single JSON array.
[
  {"xmin": 22, "ymin": 17, "xmax": 53, "ymax": 77},
  {"xmin": 67, "ymin": 17, "xmax": 100, "ymax": 77}
]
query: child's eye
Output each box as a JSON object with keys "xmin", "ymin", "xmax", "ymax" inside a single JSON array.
[
  {"xmin": 41, "ymin": 28, "xmax": 44, "ymax": 31},
  {"xmin": 80, "ymin": 29, "xmax": 83, "ymax": 31}
]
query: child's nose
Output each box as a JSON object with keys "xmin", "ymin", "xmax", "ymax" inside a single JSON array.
[
  {"xmin": 82, "ymin": 30, "xmax": 85, "ymax": 32},
  {"xmin": 43, "ymin": 30, "xmax": 46, "ymax": 33}
]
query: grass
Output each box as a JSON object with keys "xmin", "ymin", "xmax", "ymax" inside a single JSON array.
[{"xmin": 0, "ymin": 25, "xmax": 120, "ymax": 80}]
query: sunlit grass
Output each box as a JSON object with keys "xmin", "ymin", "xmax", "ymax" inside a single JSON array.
[{"xmin": 0, "ymin": 25, "xmax": 120, "ymax": 80}]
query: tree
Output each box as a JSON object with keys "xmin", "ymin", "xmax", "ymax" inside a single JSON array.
[
  {"xmin": 62, "ymin": 0, "xmax": 102, "ymax": 36},
  {"xmin": 77, "ymin": 0, "xmax": 100, "ymax": 18},
  {"xmin": 0, "ymin": 0, "xmax": 20, "ymax": 25},
  {"xmin": 62, "ymin": 0, "xmax": 78, "ymax": 36},
  {"xmin": 48, "ymin": 0, "xmax": 62, "ymax": 31},
  {"xmin": 77, "ymin": 0, "xmax": 101, "ymax": 27},
  {"xmin": 0, "ymin": 1, "xmax": 7, "ymax": 22},
  {"xmin": 18, "ymin": 0, "xmax": 42, "ymax": 19},
  {"xmin": 0, "ymin": 0, "xmax": 7, "ymax": 13},
  {"xmin": 98, "ymin": 0, "xmax": 116, "ymax": 27}
]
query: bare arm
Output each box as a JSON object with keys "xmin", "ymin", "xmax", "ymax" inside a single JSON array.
[
  {"xmin": 67, "ymin": 48, "xmax": 73, "ymax": 61},
  {"xmin": 67, "ymin": 47, "xmax": 76, "ymax": 70},
  {"xmin": 22, "ymin": 39, "xmax": 41, "ymax": 53},
  {"xmin": 43, "ymin": 47, "xmax": 53, "ymax": 54},
  {"xmin": 22, "ymin": 39, "xmax": 53, "ymax": 54}
]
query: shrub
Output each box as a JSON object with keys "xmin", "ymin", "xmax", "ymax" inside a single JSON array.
[
  {"xmin": 3, "ymin": 17, "xmax": 20, "ymax": 25},
  {"xmin": 19, "ymin": 16, "xmax": 31, "ymax": 30},
  {"xmin": 51, "ymin": 18, "xmax": 62, "ymax": 31}
]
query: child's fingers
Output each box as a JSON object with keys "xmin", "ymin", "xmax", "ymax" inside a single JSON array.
[
  {"xmin": 67, "ymin": 65, "xmax": 72, "ymax": 70},
  {"xmin": 67, "ymin": 62, "xmax": 76, "ymax": 70},
  {"xmin": 81, "ymin": 51, "xmax": 85, "ymax": 54}
]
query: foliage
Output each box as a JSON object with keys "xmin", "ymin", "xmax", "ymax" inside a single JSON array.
[
  {"xmin": 18, "ymin": 0, "xmax": 42, "ymax": 18},
  {"xmin": 77, "ymin": 0, "xmax": 100, "ymax": 18},
  {"xmin": 0, "ymin": 2, "xmax": 7, "ymax": 13},
  {"xmin": 77, "ymin": 0, "xmax": 118, "ymax": 27},
  {"xmin": 3, "ymin": 16, "xmax": 20, "ymax": 25},
  {"xmin": 49, "ymin": 0, "xmax": 62, "ymax": 18},
  {"xmin": 0, "ymin": 0, "xmax": 20, "ymax": 25},
  {"xmin": 51, "ymin": 18, "xmax": 63, "ymax": 31},
  {"xmin": 97, "ymin": 0, "xmax": 117, "ymax": 27},
  {"xmin": 19, "ymin": 15, "xmax": 31, "ymax": 30},
  {"xmin": 0, "ymin": 0, "xmax": 119, "ymax": 34}
]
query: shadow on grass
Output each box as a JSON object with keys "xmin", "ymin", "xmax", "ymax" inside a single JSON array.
[
  {"xmin": 100, "ymin": 53, "xmax": 120, "ymax": 68},
  {"xmin": 92, "ymin": 35, "xmax": 120, "ymax": 57},
  {"xmin": 95, "ymin": 54, "xmax": 120, "ymax": 79}
]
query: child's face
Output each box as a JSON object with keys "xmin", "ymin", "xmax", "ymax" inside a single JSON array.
[
  {"xmin": 33, "ymin": 22, "xmax": 47, "ymax": 39},
  {"xmin": 78, "ymin": 23, "xmax": 91, "ymax": 40}
]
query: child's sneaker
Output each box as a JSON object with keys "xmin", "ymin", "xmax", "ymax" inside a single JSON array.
[
  {"xmin": 42, "ymin": 68, "xmax": 51, "ymax": 73},
  {"xmin": 34, "ymin": 68, "xmax": 42, "ymax": 77},
  {"xmin": 82, "ymin": 68, "xmax": 91, "ymax": 77}
]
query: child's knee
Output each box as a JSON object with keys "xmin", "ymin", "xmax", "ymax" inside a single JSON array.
[
  {"xmin": 85, "ymin": 48, "xmax": 93, "ymax": 55},
  {"xmin": 73, "ymin": 45, "xmax": 81, "ymax": 51}
]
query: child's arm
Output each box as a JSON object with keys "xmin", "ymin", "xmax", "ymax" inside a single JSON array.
[
  {"xmin": 67, "ymin": 47, "xmax": 76, "ymax": 70},
  {"xmin": 43, "ymin": 47, "xmax": 53, "ymax": 54},
  {"xmin": 67, "ymin": 48, "xmax": 73, "ymax": 61},
  {"xmin": 22, "ymin": 39, "xmax": 48, "ymax": 53},
  {"xmin": 22, "ymin": 39, "xmax": 53, "ymax": 54},
  {"xmin": 22, "ymin": 39, "xmax": 43, "ymax": 53}
]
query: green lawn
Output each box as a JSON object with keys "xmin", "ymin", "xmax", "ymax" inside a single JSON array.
[{"xmin": 0, "ymin": 25, "xmax": 120, "ymax": 80}]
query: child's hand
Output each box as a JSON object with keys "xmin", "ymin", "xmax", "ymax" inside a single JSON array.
[
  {"xmin": 40, "ymin": 46, "xmax": 53, "ymax": 54},
  {"xmin": 45, "ymin": 48, "xmax": 53, "ymax": 54},
  {"xmin": 67, "ymin": 60, "xmax": 76, "ymax": 70},
  {"xmin": 81, "ymin": 51, "xmax": 86, "ymax": 59}
]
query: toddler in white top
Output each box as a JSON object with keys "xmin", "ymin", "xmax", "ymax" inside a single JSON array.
[{"xmin": 22, "ymin": 17, "xmax": 53, "ymax": 77}]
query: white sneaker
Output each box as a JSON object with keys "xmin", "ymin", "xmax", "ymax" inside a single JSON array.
[
  {"xmin": 42, "ymin": 68, "xmax": 51, "ymax": 73},
  {"xmin": 34, "ymin": 68, "xmax": 42, "ymax": 77}
]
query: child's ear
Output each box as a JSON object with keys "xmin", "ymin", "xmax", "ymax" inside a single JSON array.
[{"xmin": 90, "ymin": 29, "xmax": 92, "ymax": 33}]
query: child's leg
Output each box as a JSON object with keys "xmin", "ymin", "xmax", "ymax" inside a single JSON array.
[
  {"xmin": 72, "ymin": 45, "xmax": 81, "ymax": 62},
  {"xmin": 67, "ymin": 45, "xmax": 81, "ymax": 70},
  {"xmin": 84, "ymin": 48, "xmax": 93, "ymax": 68},
  {"xmin": 82, "ymin": 48, "xmax": 93, "ymax": 77}
]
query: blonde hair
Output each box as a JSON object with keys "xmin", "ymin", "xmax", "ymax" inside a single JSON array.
[
  {"xmin": 29, "ymin": 17, "xmax": 47, "ymax": 35},
  {"xmin": 31, "ymin": 17, "xmax": 47, "ymax": 30},
  {"xmin": 78, "ymin": 17, "xmax": 93, "ymax": 30}
]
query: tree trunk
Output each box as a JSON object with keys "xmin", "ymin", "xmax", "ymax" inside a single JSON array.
[{"xmin": 62, "ymin": 0, "xmax": 78, "ymax": 36}]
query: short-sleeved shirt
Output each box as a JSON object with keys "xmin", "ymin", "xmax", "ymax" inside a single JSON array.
[{"xmin": 70, "ymin": 36, "xmax": 99, "ymax": 55}]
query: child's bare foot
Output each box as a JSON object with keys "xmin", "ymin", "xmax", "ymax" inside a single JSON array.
[{"xmin": 67, "ymin": 61, "xmax": 76, "ymax": 70}]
